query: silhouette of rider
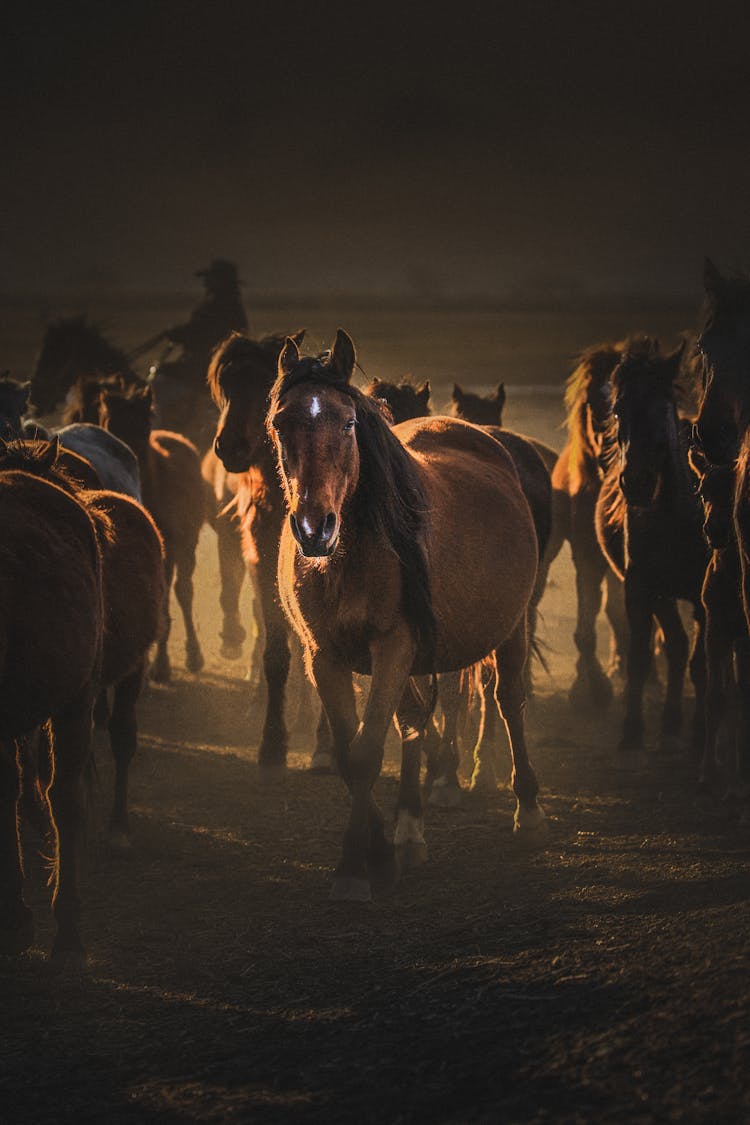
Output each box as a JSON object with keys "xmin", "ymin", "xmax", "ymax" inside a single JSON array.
[{"xmin": 164, "ymin": 259, "xmax": 248, "ymax": 374}]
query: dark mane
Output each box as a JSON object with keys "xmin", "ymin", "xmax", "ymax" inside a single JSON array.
[
  {"xmin": 702, "ymin": 267, "xmax": 750, "ymax": 334},
  {"xmin": 208, "ymin": 331, "xmax": 287, "ymax": 406},
  {"xmin": 270, "ymin": 357, "xmax": 437, "ymax": 663}
]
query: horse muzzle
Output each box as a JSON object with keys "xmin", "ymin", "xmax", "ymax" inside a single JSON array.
[
  {"xmin": 619, "ymin": 469, "xmax": 658, "ymax": 508},
  {"xmin": 213, "ymin": 433, "xmax": 252, "ymax": 473},
  {"xmin": 290, "ymin": 511, "xmax": 339, "ymax": 558}
]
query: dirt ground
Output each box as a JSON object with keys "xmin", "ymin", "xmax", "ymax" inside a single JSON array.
[{"xmin": 2, "ymin": 317, "xmax": 749, "ymax": 1124}]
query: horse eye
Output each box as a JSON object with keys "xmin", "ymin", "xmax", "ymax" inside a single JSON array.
[{"xmin": 343, "ymin": 419, "xmax": 356, "ymax": 433}]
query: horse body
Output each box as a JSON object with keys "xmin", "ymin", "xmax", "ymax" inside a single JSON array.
[
  {"xmin": 270, "ymin": 331, "xmax": 546, "ymax": 901},
  {"xmin": 0, "ymin": 468, "xmax": 103, "ymax": 964},
  {"xmin": 56, "ymin": 422, "xmax": 142, "ymax": 500},
  {"xmin": 595, "ymin": 339, "xmax": 708, "ymax": 757}
]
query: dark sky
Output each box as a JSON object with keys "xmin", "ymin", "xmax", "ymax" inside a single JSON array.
[{"xmin": 3, "ymin": 0, "xmax": 750, "ymax": 300}]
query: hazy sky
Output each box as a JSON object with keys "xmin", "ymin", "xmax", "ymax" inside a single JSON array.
[{"xmin": 3, "ymin": 1, "xmax": 750, "ymax": 299}]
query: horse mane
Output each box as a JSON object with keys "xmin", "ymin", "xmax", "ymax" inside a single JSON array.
[
  {"xmin": 207, "ymin": 331, "xmax": 288, "ymax": 407},
  {"xmin": 702, "ymin": 267, "xmax": 750, "ymax": 333},
  {"xmin": 270, "ymin": 355, "xmax": 437, "ymax": 663},
  {"xmin": 563, "ymin": 340, "xmax": 624, "ymax": 484}
]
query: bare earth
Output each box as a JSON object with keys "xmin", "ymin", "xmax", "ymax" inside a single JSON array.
[{"xmin": 1, "ymin": 304, "xmax": 748, "ymax": 1124}]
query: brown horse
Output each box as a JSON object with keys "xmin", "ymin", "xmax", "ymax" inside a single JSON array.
[
  {"xmin": 688, "ymin": 447, "xmax": 750, "ymax": 822},
  {"xmin": 546, "ymin": 342, "xmax": 629, "ymax": 704},
  {"xmin": 364, "ymin": 376, "xmax": 431, "ymax": 423},
  {"xmin": 268, "ymin": 329, "xmax": 546, "ymax": 901},
  {"xmin": 0, "ymin": 458, "xmax": 104, "ymax": 966},
  {"xmin": 100, "ymin": 385, "xmax": 205, "ymax": 681},
  {"xmin": 0, "ymin": 439, "xmax": 166, "ymax": 848},
  {"xmin": 210, "ymin": 330, "xmax": 330, "ymax": 776}
]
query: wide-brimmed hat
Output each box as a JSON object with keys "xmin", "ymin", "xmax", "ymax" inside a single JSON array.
[{"xmin": 195, "ymin": 259, "xmax": 243, "ymax": 285}]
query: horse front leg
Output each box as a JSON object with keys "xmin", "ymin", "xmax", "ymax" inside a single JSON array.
[
  {"xmin": 569, "ymin": 511, "xmax": 613, "ymax": 707},
  {"xmin": 47, "ymin": 686, "xmax": 96, "ymax": 969},
  {"xmin": 216, "ymin": 511, "xmax": 246, "ymax": 660},
  {"xmin": 0, "ymin": 741, "xmax": 34, "ymax": 955},
  {"xmin": 471, "ymin": 663, "xmax": 506, "ymax": 794},
  {"xmin": 151, "ymin": 552, "xmax": 175, "ymax": 683},
  {"xmin": 255, "ymin": 566, "xmax": 290, "ymax": 780},
  {"xmin": 494, "ymin": 621, "xmax": 548, "ymax": 848},
  {"xmin": 107, "ymin": 662, "xmax": 144, "ymax": 851},
  {"xmin": 173, "ymin": 543, "xmax": 204, "ymax": 674},
  {"xmin": 688, "ymin": 607, "xmax": 707, "ymax": 757},
  {"xmin": 604, "ymin": 569, "xmax": 628, "ymax": 679},
  {"xmin": 652, "ymin": 597, "xmax": 689, "ymax": 752},
  {"xmin": 393, "ymin": 677, "xmax": 433, "ymax": 869},
  {"xmin": 428, "ymin": 671, "xmax": 463, "ymax": 807},
  {"xmin": 619, "ymin": 567, "xmax": 654, "ymax": 758}
]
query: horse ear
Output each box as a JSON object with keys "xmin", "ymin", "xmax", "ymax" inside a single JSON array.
[
  {"xmin": 452, "ymin": 383, "xmax": 464, "ymax": 402},
  {"xmin": 704, "ymin": 258, "xmax": 723, "ymax": 296},
  {"xmin": 290, "ymin": 329, "xmax": 306, "ymax": 347},
  {"xmin": 496, "ymin": 382, "xmax": 506, "ymax": 408},
  {"xmin": 371, "ymin": 376, "xmax": 383, "ymax": 391},
  {"xmin": 19, "ymin": 382, "xmax": 31, "ymax": 408},
  {"xmin": 330, "ymin": 329, "xmax": 356, "ymax": 382},
  {"xmin": 278, "ymin": 336, "xmax": 301, "ymax": 377},
  {"xmin": 416, "ymin": 380, "xmax": 431, "ymax": 408},
  {"xmin": 39, "ymin": 436, "xmax": 61, "ymax": 469},
  {"xmin": 666, "ymin": 339, "xmax": 687, "ymax": 377}
]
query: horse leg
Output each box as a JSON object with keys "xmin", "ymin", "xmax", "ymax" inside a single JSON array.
[
  {"xmin": 174, "ymin": 544, "xmax": 204, "ymax": 674},
  {"xmin": 494, "ymin": 623, "xmax": 548, "ymax": 848},
  {"xmin": 688, "ymin": 608, "xmax": 707, "ymax": 758},
  {"xmin": 604, "ymin": 570, "xmax": 628, "ymax": 679},
  {"xmin": 701, "ymin": 604, "xmax": 728, "ymax": 794},
  {"xmin": 426, "ymin": 672, "xmax": 462, "ymax": 807},
  {"xmin": 569, "ymin": 523, "xmax": 613, "ymax": 708},
  {"xmin": 217, "ymin": 512, "xmax": 246, "ymax": 660},
  {"xmin": 256, "ymin": 571, "xmax": 290, "ymax": 780},
  {"xmin": 47, "ymin": 687, "xmax": 95, "ymax": 969},
  {"xmin": 151, "ymin": 553, "xmax": 175, "ymax": 683},
  {"xmin": 0, "ymin": 741, "xmax": 34, "ymax": 954},
  {"xmin": 619, "ymin": 569, "xmax": 654, "ymax": 757},
  {"xmin": 652, "ymin": 598, "xmax": 688, "ymax": 752},
  {"xmin": 471, "ymin": 664, "xmax": 505, "ymax": 793},
  {"xmin": 393, "ymin": 678, "xmax": 432, "ymax": 868},
  {"xmin": 309, "ymin": 706, "xmax": 335, "ymax": 774},
  {"xmin": 18, "ymin": 730, "xmax": 51, "ymax": 839},
  {"xmin": 107, "ymin": 663, "xmax": 144, "ymax": 851},
  {"xmin": 734, "ymin": 637, "xmax": 750, "ymax": 826}
]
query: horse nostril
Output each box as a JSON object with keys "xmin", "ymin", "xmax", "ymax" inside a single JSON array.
[
  {"xmin": 214, "ymin": 435, "xmax": 222, "ymax": 457},
  {"xmin": 322, "ymin": 513, "xmax": 337, "ymax": 542}
]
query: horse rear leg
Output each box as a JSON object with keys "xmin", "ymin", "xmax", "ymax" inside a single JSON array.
[
  {"xmin": 688, "ymin": 609, "xmax": 707, "ymax": 756},
  {"xmin": 217, "ymin": 514, "xmax": 246, "ymax": 660},
  {"xmin": 652, "ymin": 598, "xmax": 689, "ymax": 751},
  {"xmin": 0, "ymin": 741, "xmax": 34, "ymax": 954},
  {"xmin": 494, "ymin": 623, "xmax": 548, "ymax": 848},
  {"xmin": 471, "ymin": 663, "xmax": 505, "ymax": 794},
  {"xmin": 604, "ymin": 570, "xmax": 628, "ymax": 678},
  {"xmin": 394, "ymin": 677, "xmax": 432, "ymax": 868},
  {"xmin": 619, "ymin": 570, "xmax": 655, "ymax": 757},
  {"xmin": 47, "ymin": 686, "xmax": 96, "ymax": 968},
  {"xmin": 107, "ymin": 662, "xmax": 144, "ymax": 850},
  {"xmin": 174, "ymin": 545, "xmax": 204, "ymax": 674},
  {"xmin": 428, "ymin": 671, "xmax": 463, "ymax": 808},
  {"xmin": 151, "ymin": 554, "xmax": 175, "ymax": 683}
]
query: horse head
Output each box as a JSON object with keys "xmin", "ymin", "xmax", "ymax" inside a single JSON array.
[
  {"xmin": 32, "ymin": 316, "xmax": 131, "ymax": 415},
  {"xmin": 100, "ymin": 384, "xmax": 154, "ymax": 454},
  {"xmin": 693, "ymin": 259, "xmax": 750, "ymax": 465},
  {"xmin": 0, "ymin": 377, "xmax": 31, "ymax": 439},
  {"xmin": 268, "ymin": 329, "xmax": 365, "ymax": 558},
  {"xmin": 366, "ymin": 376, "xmax": 431, "ymax": 424},
  {"xmin": 450, "ymin": 382, "xmax": 505, "ymax": 426},
  {"xmin": 611, "ymin": 338, "xmax": 684, "ymax": 508},
  {"xmin": 211, "ymin": 330, "xmax": 305, "ymax": 474}
]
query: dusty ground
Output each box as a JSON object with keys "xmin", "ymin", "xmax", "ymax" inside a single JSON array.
[{"xmin": 2, "ymin": 312, "xmax": 749, "ymax": 1124}]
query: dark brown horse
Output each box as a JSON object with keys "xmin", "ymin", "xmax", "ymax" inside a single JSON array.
[
  {"xmin": 596, "ymin": 338, "xmax": 708, "ymax": 761},
  {"xmin": 0, "ymin": 458, "xmax": 104, "ymax": 966},
  {"xmin": 0, "ymin": 439, "xmax": 166, "ymax": 848},
  {"xmin": 100, "ymin": 385, "xmax": 205, "ymax": 681},
  {"xmin": 364, "ymin": 376, "xmax": 431, "ymax": 423},
  {"xmin": 62, "ymin": 373, "xmax": 133, "ymax": 426},
  {"xmin": 547, "ymin": 342, "xmax": 629, "ymax": 704},
  {"xmin": 31, "ymin": 315, "xmax": 138, "ymax": 416},
  {"xmin": 209, "ymin": 330, "xmax": 329, "ymax": 776},
  {"xmin": 268, "ymin": 329, "xmax": 546, "ymax": 900},
  {"xmin": 688, "ymin": 447, "xmax": 750, "ymax": 822}
]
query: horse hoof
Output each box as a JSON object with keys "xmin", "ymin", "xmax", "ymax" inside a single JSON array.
[
  {"xmin": 428, "ymin": 781, "xmax": 462, "ymax": 808},
  {"xmin": 370, "ymin": 849, "xmax": 401, "ymax": 892},
  {"xmin": 220, "ymin": 641, "xmax": 244, "ymax": 661},
  {"xmin": 469, "ymin": 768, "xmax": 498, "ymax": 795},
  {"xmin": 257, "ymin": 762, "xmax": 287, "ymax": 784},
  {"xmin": 308, "ymin": 752, "xmax": 336, "ymax": 775},
  {"xmin": 107, "ymin": 830, "xmax": 133, "ymax": 854},
  {"xmin": 329, "ymin": 877, "xmax": 372, "ymax": 902},
  {"xmin": 150, "ymin": 658, "xmax": 171, "ymax": 684},
  {"xmin": 185, "ymin": 647, "xmax": 205, "ymax": 675},
  {"xmin": 396, "ymin": 840, "xmax": 429, "ymax": 870},
  {"xmin": 50, "ymin": 949, "xmax": 88, "ymax": 977},
  {"xmin": 513, "ymin": 804, "xmax": 548, "ymax": 849}
]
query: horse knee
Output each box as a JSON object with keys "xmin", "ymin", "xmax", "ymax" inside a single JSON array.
[{"xmin": 263, "ymin": 635, "xmax": 291, "ymax": 681}]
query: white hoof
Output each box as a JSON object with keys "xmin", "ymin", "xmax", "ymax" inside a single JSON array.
[
  {"xmin": 513, "ymin": 803, "xmax": 549, "ymax": 849},
  {"xmin": 329, "ymin": 876, "xmax": 372, "ymax": 902}
]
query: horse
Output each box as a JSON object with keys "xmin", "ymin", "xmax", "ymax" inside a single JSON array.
[
  {"xmin": 62, "ymin": 373, "xmax": 133, "ymax": 426},
  {"xmin": 0, "ymin": 457, "xmax": 104, "ymax": 966},
  {"xmin": 543, "ymin": 341, "xmax": 630, "ymax": 705},
  {"xmin": 268, "ymin": 329, "xmax": 546, "ymax": 901},
  {"xmin": 363, "ymin": 376, "xmax": 431, "ymax": 423},
  {"xmin": 99, "ymin": 385, "xmax": 205, "ymax": 681},
  {"xmin": 688, "ymin": 446, "xmax": 750, "ymax": 823},
  {"xmin": 595, "ymin": 338, "xmax": 708, "ymax": 760},
  {"xmin": 450, "ymin": 381, "xmax": 507, "ymax": 427},
  {"xmin": 0, "ymin": 438, "xmax": 165, "ymax": 850},
  {"xmin": 210, "ymin": 330, "xmax": 332, "ymax": 774},
  {"xmin": 31, "ymin": 315, "xmax": 138, "ymax": 416}
]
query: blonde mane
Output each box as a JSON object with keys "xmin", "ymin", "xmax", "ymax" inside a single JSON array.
[{"xmin": 563, "ymin": 341, "xmax": 625, "ymax": 492}]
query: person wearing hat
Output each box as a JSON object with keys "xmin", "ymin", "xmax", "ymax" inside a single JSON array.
[{"xmin": 164, "ymin": 259, "xmax": 248, "ymax": 363}]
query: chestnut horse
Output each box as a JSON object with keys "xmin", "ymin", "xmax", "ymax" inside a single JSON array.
[
  {"xmin": 100, "ymin": 385, "xmax": 205, "ymax": 681},
  {"xmin": 595, "ymin": 338, "xmax": 708, "ymax": 760},
  {"xmin": 0, "ymin": 459, "xmax": 104, "ymax": 965},
  {"xmin": 268, "ymin": 330, "xmax": 546, "ymax": 901}
]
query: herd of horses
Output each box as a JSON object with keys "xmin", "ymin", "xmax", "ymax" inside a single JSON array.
[{"xmin": 2, "ymin": 258, "xmax": 750, "ymax": 965}]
